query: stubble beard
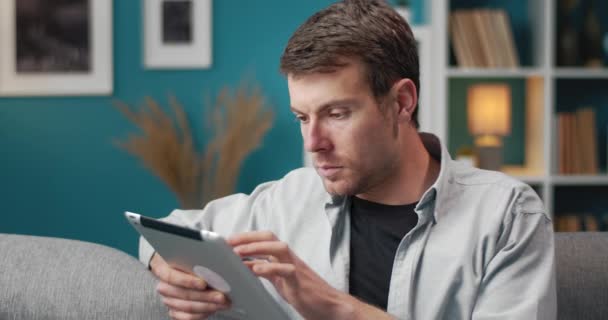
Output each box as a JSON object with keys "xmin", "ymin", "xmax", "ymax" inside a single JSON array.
[{"xmin": 321, "ymin": 157, "xmax": 398, "ymax": 197}]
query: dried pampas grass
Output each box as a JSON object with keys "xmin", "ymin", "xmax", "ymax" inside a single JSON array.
[{"xmin": 114, "ymin": 83, "xmax": 274, "ymax": 209}]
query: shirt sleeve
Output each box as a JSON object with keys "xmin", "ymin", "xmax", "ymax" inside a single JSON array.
[
  {"xmin": 472, "ymin": 186, "xmax": 557, "ymax": 320},
  {"xmin": 138, "ymin": 181, "xmax": 276, "ymax": 266}
]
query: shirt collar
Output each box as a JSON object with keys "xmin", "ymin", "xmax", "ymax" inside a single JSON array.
[{"xmin": 415, "ymin": 132, "xmax": 453, "ymax": 224}]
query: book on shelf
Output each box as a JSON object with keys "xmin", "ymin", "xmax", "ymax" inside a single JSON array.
[
  {"xmin": 554, "ymin": 213, "xmax": 605, "ymax": 232},
  {"xmin": 584, "ymin": 214, "xmax": 599, "ymax": 231},
  {"xmin": 450, "ymin": 10, "xmax": 486, "ymax": 67},
  {"xmin": 556, "ymin": 108, "xmax": 599, "ymax": 175},
  {"xmin": 495, "ymin": 10, "xmax": 519, "ymax": 67},
  {"xmin": 449, "ymin": 11, "xmax": 473, "ymax": 67},
  {"xmin": 449, "ymin": 9, "xmax": 519, "ymax": 68},
  {"xmin": 472, "ymin": 10, "xmax": 494, "ymax": 67},
  {"xmin": 558, "ymin": 114, "xmax": 567, "ymax": 174},
  {"xmin": 554, "ymin": 214, "xmax": 581, "ymax": 232},
  {"xmin": 570, "ymin": 113, "xmax": 583, "ymax": 174}
]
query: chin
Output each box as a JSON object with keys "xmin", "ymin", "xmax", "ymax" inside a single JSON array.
[{"xmin": 322, "ymin": 179, "xmax": 358, "ymax": 196}]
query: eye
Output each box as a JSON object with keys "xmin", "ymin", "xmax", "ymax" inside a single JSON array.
[
  {"xmin": 329, "ymin": 111, "xmax": 348, "ymax": 120},
  {"xmin": 293, "ymin": 114, "xmax": 308, "ymax": 123}
]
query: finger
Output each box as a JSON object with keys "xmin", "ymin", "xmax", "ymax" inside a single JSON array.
[
  {"xmin": 233, "ymin": 241, "xmax": 291, "ymax": 261},
  {"xmin": 156, "ymin": 264, "xmax": 207, "ymax": 290},
  {"xmin": 226, "ymin": 230, "xmax": 277, "ymax": 246},
  {"xmin": 242, "ymin": 259, "xmax": 267, "ymax": 268},
  {"xmin": 251, "ymin": 262, "xmax": 296, "ymax": 278},
  {"xmin": 168, "ymin": 309, "xmax": 210, "ymax": 320},
  {"xmin": 156, "ymin": 282, "xmax": 229, "ymax": 304},
  {"xmin": 163, "ymin": 296, "xmax": 229, "ymax": 314}
]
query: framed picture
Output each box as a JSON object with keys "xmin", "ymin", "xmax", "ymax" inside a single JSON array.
[
  {"xmin": 143, "ymin": 0, "xmax": 212, "ymax": 69},
  {"xmin": 0, "ymin": 0, "xmax": 113, "ymax": 96}
]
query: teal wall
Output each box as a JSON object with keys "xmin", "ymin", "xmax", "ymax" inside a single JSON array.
[{"xmin": 0, "ymin": 0, "xmax": 426, "ymax": 256}]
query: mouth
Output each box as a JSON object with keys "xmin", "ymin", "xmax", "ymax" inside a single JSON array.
[{"xmin": 316, "ymin": 165, "xmax": 343, "ymax": 178}]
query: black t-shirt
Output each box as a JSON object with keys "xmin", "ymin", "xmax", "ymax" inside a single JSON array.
[{"xmin": 348, "ymin": 196, "xmax": 418, "ymax": 310}]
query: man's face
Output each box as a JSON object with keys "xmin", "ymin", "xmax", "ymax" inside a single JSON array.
[{"xmin": 288, "ymin": 61, "xmax": 400, "ymax": 196}]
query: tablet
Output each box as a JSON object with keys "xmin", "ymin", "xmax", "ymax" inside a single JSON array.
[{"xmin": 125, "ymin": 211, "xmax": 289, "ymax": 320}]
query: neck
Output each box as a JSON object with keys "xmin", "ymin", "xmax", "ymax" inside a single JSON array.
[{"xmin": 356, "ymin": 131, "xmax": 440, "ymax": 205}]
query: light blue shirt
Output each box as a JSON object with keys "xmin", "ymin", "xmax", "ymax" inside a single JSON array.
[{"xmin": 140, "ymin": 133, "xmax": 557, "ymax": 319}]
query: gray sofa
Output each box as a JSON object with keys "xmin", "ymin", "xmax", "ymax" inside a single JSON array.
[
  {"xmin": 1, "ymin": 232, "xmax": 607, "ymax": 319},
  {"xmin": 0, "ymin": 234, "xmax": 167, "ymax": 319}
]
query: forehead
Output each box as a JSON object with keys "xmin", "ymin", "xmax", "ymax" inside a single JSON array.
[{"xmin": 287, "ymin": 61, "xmax": 373, "ymax": 111}]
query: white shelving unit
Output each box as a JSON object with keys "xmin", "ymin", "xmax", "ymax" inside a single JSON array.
[
  {"xmin": 553, "ymin": 69, "xmax": 608, "ymax": 79},
  {"xmin": 447, "ymin": 68, "xmax": 545, "ymax": 78},
  {"xmin": 429, "ymin": 0, "xmax": 608, "ymax": 216},
  {"xmin": 552, "ymin": 175, "xmax": 608, "ymax": 186}
]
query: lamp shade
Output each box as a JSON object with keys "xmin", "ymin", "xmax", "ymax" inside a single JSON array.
[{"xmin": 467, "ymin": 84, "xmax": 512, "ymax": 137}]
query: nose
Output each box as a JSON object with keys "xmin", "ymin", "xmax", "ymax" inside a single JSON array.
[{"xmin": 303, "ymin": 119, "xmax": 331, "ymax": 153}]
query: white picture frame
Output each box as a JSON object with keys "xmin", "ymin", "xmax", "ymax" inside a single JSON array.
[
  {"xmin": 0, "ymin": 0, "xmax": 113, "ymax": 96},
  {"xmin": 143, "ymin": 0, "xmax": 212, "ymax": 69},
  {"xmin": 303, "ymin": 26, "xmax": 435, "ymax": 167}
]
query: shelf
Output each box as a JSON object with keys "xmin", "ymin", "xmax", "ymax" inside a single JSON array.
[
  {"xmin": 447, "ymin": 68, "xmax": 544, "ymax": 78},
  {"xmin": 514, "ymin": 176, "xmax": 545, "ymax": 184},
  {"xmin": 502, "ymin": 166, "xmax": 545, "ymax": 184},
  {"xmin": 553, "ymin": 68, "xmax": 608, "ymax": 79},
  {"xmin": 551, "ymin": 175, "xmax": 608, "ymax": 186}
]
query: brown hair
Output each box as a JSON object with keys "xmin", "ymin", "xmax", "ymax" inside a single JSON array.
[{"xmin": 280, "ymin": 0, "xmax": 420, "ymax": 128}]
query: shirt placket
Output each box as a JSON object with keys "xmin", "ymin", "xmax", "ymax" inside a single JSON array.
[
  {"xmin": 386, "ymin": 200, "xmax": 436, "ymax": 319},
  {"xmin": 325, "ymin": 197, "xmax": 351, "ymax": 293}
]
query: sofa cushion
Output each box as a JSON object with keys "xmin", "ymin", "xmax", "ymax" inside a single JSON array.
[
  {"xmin": 0, "ymin": 234, "xmax": 168, "ymax": 320},
  {"xmin": 2, "ymin": 232, "xmax": 607, "ymax": 319},
  {"xmin": 555, "ymin": 232, "xmax": 608, "ymax": 320}
]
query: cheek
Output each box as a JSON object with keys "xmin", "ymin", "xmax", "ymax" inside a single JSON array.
[{"xmin": 342, "ymin": 120, "xmax": 393, "ymax": 161}]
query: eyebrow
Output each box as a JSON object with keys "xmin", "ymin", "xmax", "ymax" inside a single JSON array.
[{"xmin": 290, "ymin": 98, "xmax": 360, "ymax": 114}]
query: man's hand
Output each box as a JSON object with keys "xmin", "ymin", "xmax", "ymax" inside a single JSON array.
[
  {"xmin": 228, "ymin": 231, "xmax": 393, "ymax": 320},
  {"xmin": 150, "ymin": 253, "xmax": 231, "ymax": 320}
]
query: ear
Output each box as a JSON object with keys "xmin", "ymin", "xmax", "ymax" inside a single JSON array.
[{"xmin": 392, "ymin": 78, "xmax": 418, "ymax": 124}]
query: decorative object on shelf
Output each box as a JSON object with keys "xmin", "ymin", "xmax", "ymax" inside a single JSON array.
[
  {"xmin": 394, "ymin": 0, "xmax": 411, "ymax": 23},
  {"xmin": 113, "ymin": 82, "xmax": 274, "ymax": 209},
  {"xmin": 467, "ymin": 83, "xmax": 511, "ymax": 171},
  {"xmin": 579, "ymin": 0, "xmax": 604, "ymax": 68},
  {"xmin": 557, "ymin": 0, "xmax": 580, "ymax": 66},
  {"xmin": 455, "ymin": 145, "xmax": 476, "ymax": 167},
  {"xmin": 0, "ymin": 0, "xmax": 112, "ymax": 96},
  {"xmin": 144, "ymin": 0, "xmax": 212, "ymax": 69}
]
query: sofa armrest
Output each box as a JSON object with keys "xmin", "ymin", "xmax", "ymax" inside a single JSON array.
[
  {"xmin": 0, "ymin": 234, "xmax": 168, "ymax": 320},
  {"xmin": 555, "ymin": 232, "xmax": 608, "ymax": 320}
]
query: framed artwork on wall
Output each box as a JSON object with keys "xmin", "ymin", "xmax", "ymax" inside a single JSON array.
[
  {"xmin": 0, "ymin": 0, "xmax": 113, "ymax": 96},
  {"xmin": 143, "ymin": 0, "xmax": 212, "ymax": 69}
]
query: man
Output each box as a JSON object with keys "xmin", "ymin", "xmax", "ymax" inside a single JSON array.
[{"xmin": 140, "ymin": 1, "xmax": 557, "ymax": 319}]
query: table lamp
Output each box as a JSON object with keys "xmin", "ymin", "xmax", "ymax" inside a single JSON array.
[{"xmin": 467, "ymin": 84, "xmax": 511, "ymax": 171}]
